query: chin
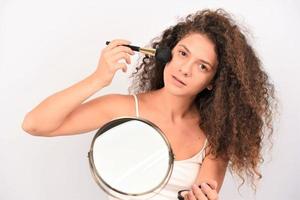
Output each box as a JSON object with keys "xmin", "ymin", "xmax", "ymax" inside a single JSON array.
[{"xmin": 163, "ymin": 83, "xmax": 189, "ymax": 97}]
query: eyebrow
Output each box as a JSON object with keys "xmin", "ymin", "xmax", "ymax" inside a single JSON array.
[{"xmin": 178, "ymin": 44, "xmax": 214, "ymax": 68}]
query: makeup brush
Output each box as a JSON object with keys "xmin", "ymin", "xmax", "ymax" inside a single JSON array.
[{"xmin": 106, "ymin": 41, "xmax": 171, "ymax": 63}]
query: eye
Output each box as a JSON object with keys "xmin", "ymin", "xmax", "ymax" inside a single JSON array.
[
  {"xmin": 178, "ymin": 50, "xmax": 187, "ymax": 57},
  {"xmin": 198, "ymin": 64, "xmax": 208, "ymax": 71}
]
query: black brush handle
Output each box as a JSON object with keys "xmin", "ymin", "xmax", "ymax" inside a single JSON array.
[
  {"xmin": 105, "ymin": 41, "xmax": 140, "ymax": 51},
  {"xmin": 105, "ymin": 41, "xmax": 171, "ymax": 63}
]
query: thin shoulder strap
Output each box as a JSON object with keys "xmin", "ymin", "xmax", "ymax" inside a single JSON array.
[
  {"xmin": 203, "ymin": 138, "xmax": 208, "ymax": 149},
  {"xmin": 201, "ymin": 138, "xmax": 208, "ymax": 161},
  {"xmin": 132, "ymin": 94, "xmax": 140, "ymax": 118}
]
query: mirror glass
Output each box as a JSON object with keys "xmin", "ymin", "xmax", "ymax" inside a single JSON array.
[{"xmin": 88, "ymin": 117, "xmax": 174, "ymax": 199}]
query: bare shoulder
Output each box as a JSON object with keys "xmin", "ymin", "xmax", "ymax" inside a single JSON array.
[
  {"xmin": 90, "ymin": 93, "xmax": 137, "ymax": 118},
  {"xmin": 135, "ymin": 91, "xmax": 155, "ymax": 108}
]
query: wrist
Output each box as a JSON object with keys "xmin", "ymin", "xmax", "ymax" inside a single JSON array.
[{"xmin": 89, "ymin": 72, "xmax": 109, "ymax": 88}]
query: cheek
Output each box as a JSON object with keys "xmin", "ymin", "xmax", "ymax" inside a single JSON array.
[
  {"xmin": 166, "ymin": 54, "xmax": 183, "ymax": 70},
  {"xmin": 171, "ymin": 56, "xmax": 184, "ymax": 67},
  {"xmin": 163, "ymin": 62, "xmax": 174, "ymax": 77},
  {"xmin": 163, "ymin": 64, "xmax": 170, "ymax": 83},
  {"xmin": 163, "ymin": 62, "xmax": 179, "ymax": 86},
  {"xmin": 192, "ymin": 80, "xmax": 207, "ymax": 92},
  {"xmin": 191, "ymin": 75, "xmax": 214, "ymax": 91}
]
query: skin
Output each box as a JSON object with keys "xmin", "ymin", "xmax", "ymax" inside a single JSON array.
[
  {"xmin": 138, "ymin": 33, "xmax": 227, "ymax": 199},
  {"xmin": 22, "ymin": 35, "xmax": 227, "ymax": 200}
]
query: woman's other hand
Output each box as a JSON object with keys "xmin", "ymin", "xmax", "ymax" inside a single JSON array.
[{"xmin": 185, "ymin": 180, "xmax": 219, "ymax": 200}]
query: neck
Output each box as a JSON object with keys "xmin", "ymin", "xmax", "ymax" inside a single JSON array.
[{"xmin": 151, "ymin": 88, "xmax": 198, "ymax": 123}]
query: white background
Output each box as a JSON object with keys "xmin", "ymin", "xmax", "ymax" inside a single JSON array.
[{"xmin": 1, "ymin": 0, "xmax": 299, "ymax": 199}]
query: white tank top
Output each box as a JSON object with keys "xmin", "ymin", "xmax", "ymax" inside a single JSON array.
[{"xmin": 107, "ymin": 94, "xmax": 208, "ymax": 200}]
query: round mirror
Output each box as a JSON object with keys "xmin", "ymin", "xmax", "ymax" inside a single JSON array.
[{"xmin": 88, "ymin": 117, "xmax": 175, "ymax": 200}]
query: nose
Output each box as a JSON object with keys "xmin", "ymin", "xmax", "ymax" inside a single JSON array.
[{"xmin": 179, "ymin": 60, "xmax": 193, "ymax": 77}]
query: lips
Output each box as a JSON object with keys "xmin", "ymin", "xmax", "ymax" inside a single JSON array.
[{"xmin": 172, "ymin": 75, "xmax": 186, "ymax": 86}]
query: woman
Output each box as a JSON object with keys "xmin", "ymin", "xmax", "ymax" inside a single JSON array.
[{"xmin": 22, "ymin": 9, "xmax": 275, "ymax": 200}]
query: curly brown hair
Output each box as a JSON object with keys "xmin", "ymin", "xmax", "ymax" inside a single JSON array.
[{"xmin": 128, "ymin": 9, "xmax": 276, "ymax": 189}]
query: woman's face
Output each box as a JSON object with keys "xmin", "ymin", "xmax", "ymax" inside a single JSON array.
[{"xmin": 163, "ymin": 32, "xmax": 218, "ymax": 97}]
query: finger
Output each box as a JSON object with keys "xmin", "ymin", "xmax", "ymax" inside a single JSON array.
[
  {"xmin": 184, "ymin": 192, "xmax": 189, "ymax": 200},
  {"xmin": 179, "ymin": 190, "xmax": 189, "ymax": 200},
  {"xmin": 106, "ymin": 39, "xmax": 131, "ymax": 51},
  {"xmin": 112, "ymin": 52, "xmax": 131, "ymax": 64},
  {"xmin": 184, "ymin": 193, "xmax": 188, "ymax": 200},
  {"xmin": 200, "ymin": 183, "xmax": 218, "ymax": 200},
  {"xmin": 110, "ymin": 45, "xmax": 135, "ymax": 56},
  {"xmin": 205, "ymin": 180, "xmax": 218, "ymax": 190},
  {"xmin": 188, "ymin": 190, "xmax": 197, "ymax": 200},
  {"xmin": 192, "ymin": 185, "xmax": 208, "ymax": 200},
  {"xmin": 115, "ymin": 63, "xmax": 127, "ymax": 73}
]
